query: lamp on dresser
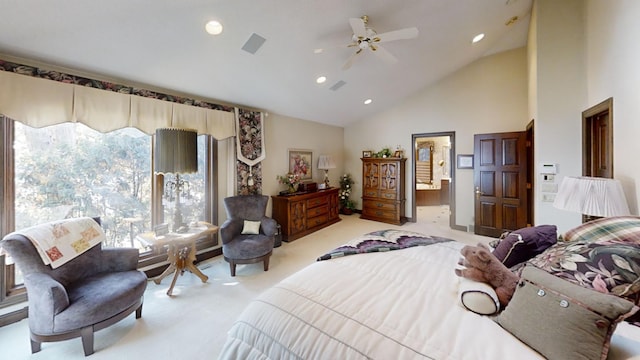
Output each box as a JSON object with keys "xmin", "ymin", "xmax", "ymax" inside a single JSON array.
[
  {"xmin": 553, "ymin": 176, "xmax": 630, "ymax": 222},
  {"xmin": 317, "ymin": 155, "xmax": 336, "ymax": 188},
  {"xmin": 155, "ymin": 128, "xmax": 198, "ymax": 231}
]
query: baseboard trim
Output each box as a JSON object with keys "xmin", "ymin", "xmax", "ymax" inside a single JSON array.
[{"xmin": 0, "ymin": 305, "xmax": 28, "ymax": 327}]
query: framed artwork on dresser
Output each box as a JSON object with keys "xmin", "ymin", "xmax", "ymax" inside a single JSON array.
[{"xmin": 288, "ymin": 149, "xmax": 313, "ymax": 180}]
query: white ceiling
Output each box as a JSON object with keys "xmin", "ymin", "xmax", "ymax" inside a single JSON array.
[{"xmin": 0, "ymin": 0, "xmax": 532, "ymax": 127}]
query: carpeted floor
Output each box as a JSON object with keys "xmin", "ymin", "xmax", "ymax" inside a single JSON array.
[{"xmin": 0, "ymin": 214, "xmax": 490, "ymax": 360}]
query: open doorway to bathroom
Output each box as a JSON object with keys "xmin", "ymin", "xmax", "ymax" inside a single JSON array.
[{"xmin": 411, "ymin": 132, "xmax": 455, "ymax": 228}]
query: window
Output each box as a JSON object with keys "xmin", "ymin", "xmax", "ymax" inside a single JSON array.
[
  {"xmin": 14, "ymin": 122, "xmax": 152, "ymax": 248},
  {"xmin": 1, "ymin": 116, "xmax": 219, "ymax": 311}
]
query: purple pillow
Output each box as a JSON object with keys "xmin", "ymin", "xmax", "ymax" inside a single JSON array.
[{"xmin": 493, "ymin": 225, "xmax": 557, "ymax": 268}]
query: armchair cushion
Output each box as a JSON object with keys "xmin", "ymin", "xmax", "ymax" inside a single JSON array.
[
  {"xmin": 99, "ymin": 247, "xmax": 140, "ymax": 272},
  {"xmin": 241, "ymin": 220, "xmax": 261, "ymax": 235},
  {"xmin": 223, "ymin": 234, "xmax": 274, "ymax": 260},
  {"xmin": 53, "ymin": 270, "xmax": 147, "ymax": 333}
]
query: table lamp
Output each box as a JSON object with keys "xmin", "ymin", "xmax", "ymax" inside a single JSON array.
[
  {"xmin": 317, "ymin": 155, "xmax": 336, "ymax": 188},
  {"xmin": 155, "ymin": 128, "xmax": 198, "ymax": 231},
  {"xmin": 553, "ymin": 176, "xmax": 630, "ymax": 222}
]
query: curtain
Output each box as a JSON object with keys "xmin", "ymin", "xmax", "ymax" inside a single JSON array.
[{"xmin": 0, "ymin": 65, "xmax": 236, "ymax": 139}]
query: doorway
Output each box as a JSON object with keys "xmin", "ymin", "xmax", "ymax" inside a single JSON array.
[
  {"xmin": 411, "ymin": 131, "xmax": 455, "ymax": 228},
  {"xmin": 582, "ymin": 98, "xmax": 613, "ymax": 178}
]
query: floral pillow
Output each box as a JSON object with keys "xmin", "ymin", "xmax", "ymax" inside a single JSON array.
[{"xmin": 527, "ymin": 216, "xmax": 640, "ymax": 325}]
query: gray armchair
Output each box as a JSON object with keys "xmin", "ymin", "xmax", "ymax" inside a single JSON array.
[
  {"xmin": 0, "ymin": 218, "xmax": 147, "ymax": 356},
  {"xmin": 220, "ymin": 195, "xmax": 277, "ymax": 276}
]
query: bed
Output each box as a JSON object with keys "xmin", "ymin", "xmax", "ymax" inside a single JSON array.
[{"xmin": 219, "ymin": 226, "xmax": 640, "ymax": 360}]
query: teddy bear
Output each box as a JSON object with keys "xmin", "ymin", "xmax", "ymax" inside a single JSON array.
[{"xmin": 455, "ymin": 242, "xmax": 520, "ymax": 308}]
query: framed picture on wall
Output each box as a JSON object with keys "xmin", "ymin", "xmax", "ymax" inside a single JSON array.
[
  {"xmin": 288, "ymin": 149, "xmax": 313, "ymax": 180},
  {"xmin": 457, "ymin": 154, "xmax": 474, "ymax": 169}
]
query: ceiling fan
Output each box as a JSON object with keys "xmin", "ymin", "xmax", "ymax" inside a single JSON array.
[{"xmin": 343, "ymin": 15, "xmax": 419, "ymax": 70}]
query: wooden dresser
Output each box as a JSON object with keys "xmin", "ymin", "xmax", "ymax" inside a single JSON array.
[
  {"xmin": 271, "ymin": 187, "xmax": 340, "ymax": 242},
  {"xmin": 361, "ymin": 157, "xmax": 407, "ymax": 225}
]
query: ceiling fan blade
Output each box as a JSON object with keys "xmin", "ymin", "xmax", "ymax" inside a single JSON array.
[
  {"xmin": 371, "ymin": 45, "xmax": 397, "ymax": 64},
  {"xmin": 374, "ymin": 27, "xmax": 419, "ymax": 43},
  {"xmin": 342, "ymin": 50, "xmax": 362, "ymax": 70},
  {"xmin": 349, "ymin": 17, "xmax": 367, "ymax": 38}
]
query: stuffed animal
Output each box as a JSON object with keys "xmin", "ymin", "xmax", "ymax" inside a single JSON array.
[{"xmin": 455, "ymin": 242, "xmax": 520, "ymax": 308}]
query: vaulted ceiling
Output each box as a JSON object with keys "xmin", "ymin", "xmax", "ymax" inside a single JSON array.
[{"xmin": 0, "ymin": 0, "xmax": 532, "ymax": 127}]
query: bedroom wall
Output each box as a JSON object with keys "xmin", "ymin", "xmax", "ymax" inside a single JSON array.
[
  {"xmin": 262, "ymin": 113, "xmax": 344, "ymax": 216},
  {"xmin": 584, "ymin": 0, "xmax": 640, "ymax": 216},
  {"xmin": 529, "ymin": 0, "xmax": 587, "ymax": 233},
  {"xmin": 530, "ymin": 0, "xmax": 640, "ymax": 234},
  {"xmin": 343, "ymin": 47, "xmax": 529, "ymax": 230}
]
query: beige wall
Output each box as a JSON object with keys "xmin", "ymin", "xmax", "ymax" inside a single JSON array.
[
  {"xmin": 529, "ymin": 0, "xmax": 587, "ymax": 232},
  {"xmin": 343, "ymin": 48, "xmax": 529, "ymax": 229},
  {"xmin": 529, "ymin": 0, "xmax": 640, "ymax": 233},
  {"xmin": 262, "ymin": 113, "xmax": 344, "ymax": 216},
  {"xmin": 585, "ymin": 0, "xmax": 640, "ymax": 218}
]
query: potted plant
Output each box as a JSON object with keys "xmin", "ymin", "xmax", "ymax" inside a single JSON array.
[
  {"xmin": 339, "ymin": 173, "xmax": 356, "ymax": 214},
  {"xmin": 342, "ymin": 199, "xmax": 356, "ymax": 215}
]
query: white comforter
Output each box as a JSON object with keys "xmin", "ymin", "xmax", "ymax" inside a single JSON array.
[{"xmin": 219, "ymin": 241, "xmax": 640, "ymax": 360}]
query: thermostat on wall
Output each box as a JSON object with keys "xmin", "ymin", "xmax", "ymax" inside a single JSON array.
[{"xmin": 540, "ymin": 163, "xmax": 557, "ymax": 174}]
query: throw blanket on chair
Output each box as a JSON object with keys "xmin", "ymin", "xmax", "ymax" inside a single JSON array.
[
  {"xmin": 14, "ymin": 217, "xmax": 105, "ymax": 268},
  {"xmin": 317, "ymin": 229, "xmax": 453, "ymax": 261}
]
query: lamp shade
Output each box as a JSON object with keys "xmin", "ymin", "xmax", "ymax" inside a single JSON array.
[
  {"xmin": 553, "ymin": 176, "xmax": 630, "ymax": 217},
  {"xmin": 317, "ymin": 155, "xmax": 336, "ymax": 170},
  {"xmin": 155, "ymin": 128, "xmax": 198, "ymax": 174}
]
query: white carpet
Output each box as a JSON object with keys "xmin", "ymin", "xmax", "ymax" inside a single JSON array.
[{"xmin": 0, "ymin": 215, "xmax": 489, "ymax": 360}]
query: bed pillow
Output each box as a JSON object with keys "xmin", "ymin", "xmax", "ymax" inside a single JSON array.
[
  {"xmin": 495, "ymin": 266, "xmax": 638, "ymax": 360},
  {"xmin": 527, "ymin": 217, "xmax": 640, "ymax": 325},
  {"xmin": 241, "ymin": 220, "xmax": 261, "ymax": 235},
  {"xmin": 562, "ymin": 216, "xmax": 640, "ymax": 243},
  {"xmin": 457, "ymin": 277, "xmax": 500, "ymax": 315},
  {"xmin": 492, "ymin": 225, "xmax": 557, "ymax": 268}
]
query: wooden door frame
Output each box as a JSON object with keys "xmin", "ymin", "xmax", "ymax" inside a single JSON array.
[
  {"xmin": 582, "ymin": 97, "xmax": 613, "ymax": 178},
  {"xmin": 410, "ymin": 131, "xmax": 460, "ymax": 229},
  {"xmin": 526, "ymin": 120, "xmax": 534, "ymax": 226}
]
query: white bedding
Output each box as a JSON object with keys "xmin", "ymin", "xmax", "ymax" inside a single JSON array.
[{"xmin": 219, "ymin": 241, "xmax": 640, "ymax": 360}]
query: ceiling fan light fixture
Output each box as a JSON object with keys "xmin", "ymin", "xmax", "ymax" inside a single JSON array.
[
  {"xmin": 472, "ymin": 33, "xmax": 485, "ymax": 43},
  {"xmin": 205, "ymin": 20, "xmax": 223, "ymax": 35}
]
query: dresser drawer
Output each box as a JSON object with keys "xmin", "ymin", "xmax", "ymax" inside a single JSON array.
[
  {"xmin": 361, "ymin": 207, "xmax": 398, "ymax": 221},
  {"xmin": 306, "ymin": 204, "xmax": 329, "ymax": 218},
  {"xmin": 307, "ymin": 196, "xmax": 328, "ymax": 208},
  {"xmin": 380, "ymin": 190, "xmax": 398, "ymax": 200},
  {"xmin": 307, "ymin": 214, "xmax": 329, "ymax": 228},
  {"xmin": 363, "ymin": 188, "xmax": 379, "ymax": 197},
  {"xmin": 363, "ymin": 200, "xmax": 397, "ymax": 212}
]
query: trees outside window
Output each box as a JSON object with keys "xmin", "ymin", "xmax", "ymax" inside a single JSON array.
[{"xmin": 14, "ymin": 122, "xmax": 152, "ymax": 249}]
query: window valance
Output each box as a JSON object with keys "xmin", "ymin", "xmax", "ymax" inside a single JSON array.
[{"xmin": 0, "ymin": 68, "xmax": 236, "ymax": 139}]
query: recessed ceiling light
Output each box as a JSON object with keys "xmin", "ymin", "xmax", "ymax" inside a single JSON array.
[
  {"xmin": 472, "ymin": 33, "xmax": 485, "ymax": 43},
  {"xmin": 205, "ymin": 20, "xmax": 223, "ymax": 35},
  {"xmin": 364, "ymin": 99, "xmax": 372, "ymax": 105},
  {"xmin": 316, "ymin": 76, "xmax": 327, "ymax": 84},
  {"xmin": 313, "ymin": 48, "xmax": 324, "ymax": 54}
]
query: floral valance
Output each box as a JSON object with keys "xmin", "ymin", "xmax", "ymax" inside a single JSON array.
[{"xmin": 0, "ymin": 59, "xmax": 236, "ymax": 139}]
